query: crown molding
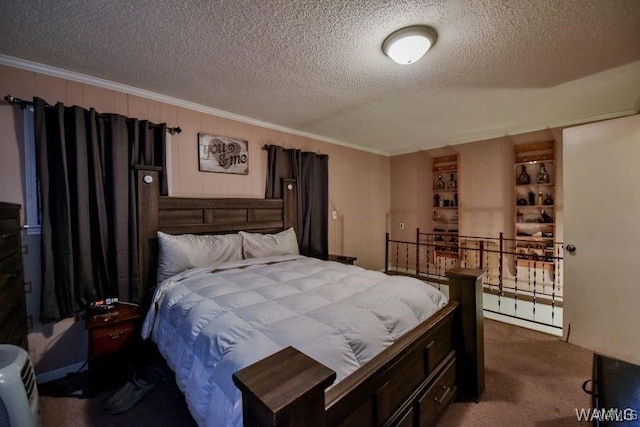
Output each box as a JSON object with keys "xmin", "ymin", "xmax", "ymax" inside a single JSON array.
[{"xmin": 0, "ymin": 54, "xmax": 389, "ymax": 156}]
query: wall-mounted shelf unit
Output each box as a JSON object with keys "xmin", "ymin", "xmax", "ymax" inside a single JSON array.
[
  {"xmin": 432, "ymin": 154, "xmax": 459, "ymax": 258},
  {"xmin": 514, "ymin": 141, "xmax": 555, "ymax": 265}
]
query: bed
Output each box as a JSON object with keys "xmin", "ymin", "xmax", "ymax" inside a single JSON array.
[{"xmin": 134, "ymin": 166, "xmax": 485, "ymax": 427}]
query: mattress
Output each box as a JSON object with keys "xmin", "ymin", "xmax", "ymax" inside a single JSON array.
[{"xmin": 141, "ymin": 255, "xmax": 448, "ymax": 427}]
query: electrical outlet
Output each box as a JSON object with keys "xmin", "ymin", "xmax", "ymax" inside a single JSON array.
[{"xmin": 400, "ymin": 222, "xmax": 405, "ymax": 229}]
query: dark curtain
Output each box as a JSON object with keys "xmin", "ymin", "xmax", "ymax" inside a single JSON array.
[
  {"xmin": 34, "ymin": 97, "xmax": 167, "ymax": 321},
  {"xmin": 265, "ymin": 145, "xmax": 328, "ymax": 258}
]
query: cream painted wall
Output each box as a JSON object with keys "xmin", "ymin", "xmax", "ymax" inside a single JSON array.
[
  {"xmin": 0, "ymin": 64, "xmax": 390, "ymax": 375},
  {"xmin": 389, "ymin": 151, "xmax": 430, "ymax": 241}
]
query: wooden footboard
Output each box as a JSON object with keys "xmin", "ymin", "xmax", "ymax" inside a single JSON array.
[{"xmin": 233, "ymin": 269, "xmax": 485, "ymax": 427}]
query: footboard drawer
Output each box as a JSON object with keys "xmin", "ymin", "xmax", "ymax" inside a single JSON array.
[
  {"xmin": 418, "ymin": 352, "xmax": 457, "ymax": 426},
  {"xmin": 326, "ymin": 304, "xmax": 458, "ymax": 427},
  {"xmin": 423, "ymin": 320, "xmax": 453, "ymax": 374}
]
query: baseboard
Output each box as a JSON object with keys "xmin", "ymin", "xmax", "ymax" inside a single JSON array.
[
  {"xmin": 36, "ymin": 360, "xmax": 88, "ymax": 384},
  {"xmin": 483, "ymin": 311, "xmax": 562, "ymax": 337}
]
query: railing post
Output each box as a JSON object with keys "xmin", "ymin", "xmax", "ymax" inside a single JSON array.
[
  {"xmin": 282, "ymin": 179, "xmax": 297, "ymax": 236},
  {"xmin": 416, "ymin": 228, "xmax": 420, "ymax": 277},
  {"xmin": 446, "ymin": 267, "xmax": 486, "ymax": 401},
  {"xmin": 385, "ymin": 233, "xmax": 389, "ymax": 274},
  {"xmin": 134, "ymin": 165, "xmax": 161, "ymax": 299},
  {"xmin": 479, "ymin": 240, "xmax": 484, "ymax": 269},
  {"xmin": 499, "ymin": 232, "xmax": 504, "ymax": 293},
  {"xmin": 405, "ymin": 242, "xmax": 409, "ymax": 274}
]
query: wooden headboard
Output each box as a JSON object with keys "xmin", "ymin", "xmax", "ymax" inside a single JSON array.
[{"xmin": 134, "ymin": 165, "xmax": 297, "ymax": 299}]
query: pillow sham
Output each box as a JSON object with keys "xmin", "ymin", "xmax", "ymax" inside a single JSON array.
[
  {"xmin": 156, "ymin": 231, "xmax": 243, "ymax": 283},
  {"xmin": 239, "ymin": 228, "xmax": 300, "ymax": 258}
]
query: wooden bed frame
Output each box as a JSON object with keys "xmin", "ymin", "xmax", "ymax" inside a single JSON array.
[{"xmin": 134, "ymin": 166, "xmax": 484, "ymax": 427}]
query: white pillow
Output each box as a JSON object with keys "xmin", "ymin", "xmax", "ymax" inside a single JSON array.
[
  {"xmin": 156, "ymin": 231, "xmax": 243, "ymax": 283},
  {"xmin": 239, "ymin": 228, "xmax": 300, "ymax": 258}
]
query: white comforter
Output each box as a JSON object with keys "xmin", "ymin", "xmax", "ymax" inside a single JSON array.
[{"xmin": 142, "ymin": 255, "xmax": 448, "ymax": 427}]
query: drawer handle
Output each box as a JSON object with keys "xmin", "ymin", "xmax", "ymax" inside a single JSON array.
[
  {"xmin": 6, "ymin": 271, "xmax": 20, "ymax": 279},
  {"xmin": 1, "ymin": 232, "xmax": 14, "ymax": 240},
  {"xmin": 109, "ymin": 331, "xmax": 123, "ymax": 340},
  {"xmin": 434, "ymin": 385, "xmax": 450, "ymax": 404}
]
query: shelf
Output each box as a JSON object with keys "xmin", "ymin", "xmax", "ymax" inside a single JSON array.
[
  {"xmin": 434, "ymin": 179, "xmax": 458, "ymax": 190},
  {"xmin": 514, "ymin": 159, "xmax": 555, "ymax": 167},
  {"xmin": 515, "ymin": 183, "xmax": 554, "ymax": 189},
  {"xmin": 516, "ymin": 258, "xmax": 556, "ymax": 266},
  {"xmin": 514, "ymin": 141, "xmax": 556, "ymax": 254},
  {"xmin": 432, "ymin": 154, "xmax": 458, "ymax": 173},
  {"xmin": 515, "ymin": 236, "xmax": 554, "ymax": 241},
  {"xmin": 432, "ymin": 153, "xmax": 459, "ymax": 247},
  {"xmin": 432, "ymin": 167, "xmax": 457, "ymax": 174},
  {"xmin": 434, "ymin": 244, "xmax": 459, "ymax": 250},
  {"xmin": 435, "ymin": 251, "xmax": 460, "ymax": 259},
  {"xmin": 514, "ymin": 141, "xmax": 555, "ymax": 163}
]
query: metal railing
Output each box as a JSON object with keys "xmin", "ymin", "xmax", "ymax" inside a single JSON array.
[{"xmin": 385, "ymin": 229, "xmax": 564, "ymax": 330}]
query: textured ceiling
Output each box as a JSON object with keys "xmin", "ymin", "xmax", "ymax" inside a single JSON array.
[{"xmin": 1, "ymin": 0, "xmax": 639, "ymax": 154}]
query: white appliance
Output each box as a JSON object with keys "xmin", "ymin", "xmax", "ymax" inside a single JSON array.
[{"xmin": 0, "ymin": 344, "xmax": 39, "ymax": 427}]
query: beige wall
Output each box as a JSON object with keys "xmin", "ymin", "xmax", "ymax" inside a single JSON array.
[
  {"xmin": 0, "ymin": 64, "xmax": 390, "ymax": 375},
  {"xmin": 389, "ymin": 151, "xmax": 430, "ymax": 242}
]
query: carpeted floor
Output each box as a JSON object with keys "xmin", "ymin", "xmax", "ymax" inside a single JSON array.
[
  {"xmin": 438, "ymin": 320, "xmax": 592, "ymax": 426},
  {"xmin": 39, "ymin": 348, "xmax": 196, "ymax": 427},
  {"xmin": 39, "ymin": 319, "xmax": 592, "ymax": 426}
]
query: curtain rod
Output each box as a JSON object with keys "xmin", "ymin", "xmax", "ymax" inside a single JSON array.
[
  {"xmin": 262, "ymin": 144, "xmax": 325, "ymax": 156},
  {"xmin": 4, "ymin": 94, "xmax": 182, "ymax": 135}
]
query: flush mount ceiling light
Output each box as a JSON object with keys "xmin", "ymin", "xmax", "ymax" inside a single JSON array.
[{"xmin": 382, "ymin": 25, "xmax": 437, "ymax": 65}]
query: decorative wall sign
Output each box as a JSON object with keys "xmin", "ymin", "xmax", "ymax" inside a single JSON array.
[{"xmin": 198, "ymin": 134, "xmax": 249, "ymax": 174}]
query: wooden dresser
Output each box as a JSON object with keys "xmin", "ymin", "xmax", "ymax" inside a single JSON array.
[{"xmin": 0, "ymin": 202, "xmax": 28, "ymax": 350}]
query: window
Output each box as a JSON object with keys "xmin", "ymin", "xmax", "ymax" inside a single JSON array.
[{"xmin": 23, "ymin": 106, "xmax": 41, "ymax": 235}]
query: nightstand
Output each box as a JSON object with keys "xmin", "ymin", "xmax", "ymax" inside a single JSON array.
[
  {"xmin": 85, "ymin": 302, "xmax": 141, "ymax": 393},
  {"xmin": 328, "ymin": 254, "xmax": 357, "ymax": 265}
]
